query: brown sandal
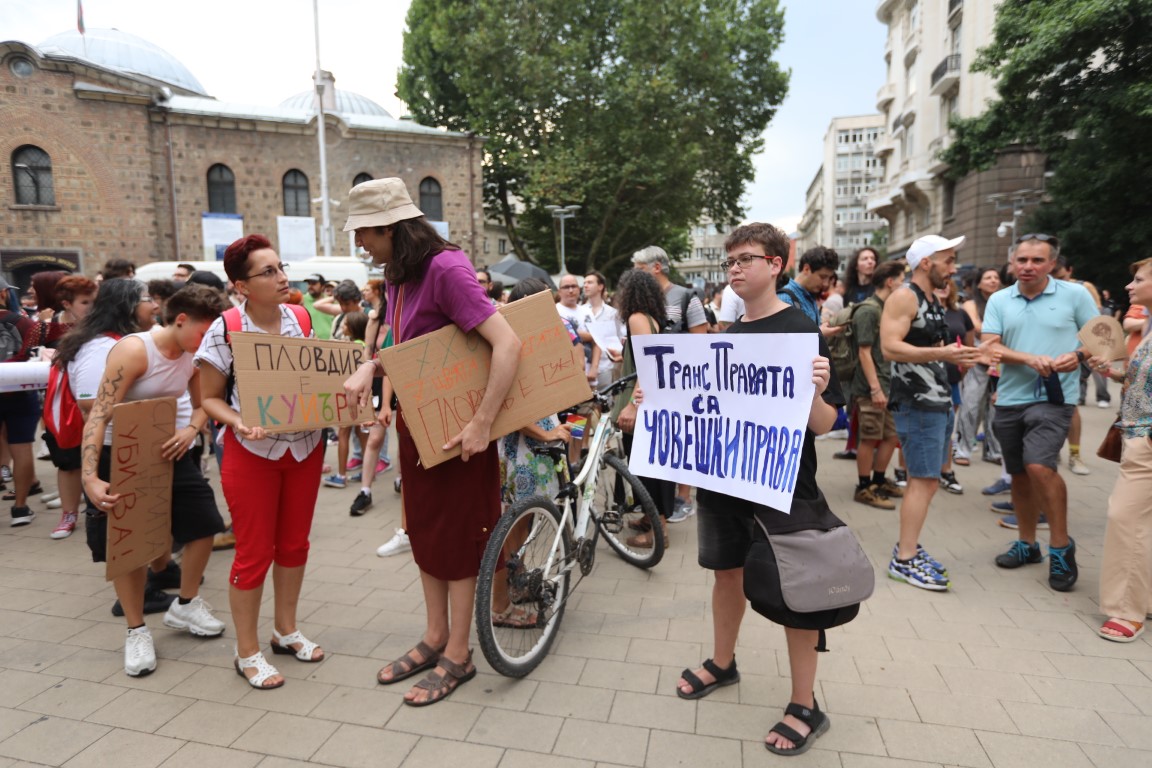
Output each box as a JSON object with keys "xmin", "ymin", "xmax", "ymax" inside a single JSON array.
[
  {"xmin": 376, "ymin": 640, "xmax": 445, "ymax": 685},
  {"xmin": 404, "ymin": 650, "xmax": 476, "ymax": 707}
]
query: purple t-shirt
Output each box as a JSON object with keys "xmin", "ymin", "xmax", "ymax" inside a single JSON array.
[{"xmin": 387, "ymin": 250, "xmax": 495, "ymax": 342}]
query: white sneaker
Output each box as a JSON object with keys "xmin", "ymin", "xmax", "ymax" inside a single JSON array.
[
  {"xmin": 40, "ymin": 491, "xmax": 60, "ymax": 503},
  {"xmin": 376, "ymin": 528, "xmax": 411, "ymax": 557},
  {"xmin": 163, "ymin": 595, "xmax": 226, "ymax": 637},
  {"xmin": 36, "ymin": 445, "xmax": 50, "ymax": 460},
  {"xmin": 46, "ymin": 498, "xmax": 62, "ymax": 509},
  {"xmin": 1097, "ymin": 400, "xmax": 1111, "ymax": 409},
  {"xmin": 124, "ymin": 626, "xmax": 157, "ymax": 676},
  {"xmin": 1068, "ymin": 455, "xmax": 1091, "ymax": 476}
]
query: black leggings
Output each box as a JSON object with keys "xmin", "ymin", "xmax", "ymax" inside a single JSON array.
[{"xmin": 621, "ymin": 432, "xmax": 676, "ymax": 520}]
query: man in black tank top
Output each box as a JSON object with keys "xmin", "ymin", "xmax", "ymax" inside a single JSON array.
[{"xmin": 880, "ymin": 235, "xmax": 980, "ymax": 591}]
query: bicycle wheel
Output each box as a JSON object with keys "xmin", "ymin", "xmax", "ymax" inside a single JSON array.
[
  {"xmin": 476, "ymin": 496, "xmax": 572, "ymax": 678},
  {"xmin": 592, "ymin": 453, "xmax": 664, "ymax": 569}
]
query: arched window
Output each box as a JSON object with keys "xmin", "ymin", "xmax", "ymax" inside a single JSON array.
[
  {"xmin": 283, "ymin": 169, "xmax": 310, "ymax": 217},
  {"xmin": 207, "ymin": 164, "xmax": 236, "ymax": 214},
  {"xmin": 353, "ymin": 172, "xmax": 373, "ymax": 187},
  {"xmin": 419, "ymin": 176, "xmax": 443, "ymax": 221},
  {"xmin": 11, "ymin": 145, "xmax": 55, "ymax": 206}
]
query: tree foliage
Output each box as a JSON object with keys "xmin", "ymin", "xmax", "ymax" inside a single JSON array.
[
  {"xmin": 941, "ymin": 0, "xmax": 1152, "ymax": 292},
  {"xmin": 398, "ymin": 0, "xmax": 789, "ymax": 279}
]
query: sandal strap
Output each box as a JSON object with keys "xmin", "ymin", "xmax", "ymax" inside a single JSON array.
[
  {"xmin": 679, "ymin": 667, "xmax": 705, "ymax": 692},
  {"xmin": 236, "ymin": 651, "xmax": 280, "ymax": 688},
  {"xmin": 388, "ymin": 640, "xmax": 443, "ymax": 676},
  {"xmin": 701, "ymin": 657, "xmax": 737, "ymax": 683},
  {"xmin": 273, "ymin": 629, "xmax": 320, "ymax": 661},
  {"xmin": 436, "ymin": 651, "xmax": 473, "ymax": 680},
  {"xmin": 784, "ymin": 701, "xmax": 821, "ymax": 726},
  {"xmin": 768, "ymin": 720, "xmax": 805, "ymax": 745}
]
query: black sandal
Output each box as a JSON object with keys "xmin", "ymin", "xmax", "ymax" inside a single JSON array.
[
  {"xmin": 3, "ymin": 481, "xmax": 41, "ymax": 501},
  {"xmin": 676, "ymin": 657, "xmax": 739, "ymax": 700},
  {"xmin": 765, "ymin": 699, "xmax": 830, "ymax": 756}
]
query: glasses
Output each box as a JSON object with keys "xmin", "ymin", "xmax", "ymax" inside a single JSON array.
[
  {"xmin": 138, "ymin": 295, "xmax": 154, "ymax": 304},
  {"xmin": 722, "ymin": 254, "xmax": 773, "ymax": 272},
  {"xmin": 244, "ymin": 263, "xmax": 288, "ymax": 280},
  {"xmin": 1015, "ymin": 233, "xmax": 1060, "ymax": 249}
]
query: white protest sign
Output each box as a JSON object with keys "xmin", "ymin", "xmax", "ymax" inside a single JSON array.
[
  {"xmin": 586, "ymin": 319, "xmax": 622, "ymax": 358},
  {"xmin": 629, "ymin": 333, "xmax": 817, "ymax": 511}
]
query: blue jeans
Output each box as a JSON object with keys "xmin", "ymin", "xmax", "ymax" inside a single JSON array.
[{"xmin": 893, "ymin": 404, "xmax": 953, "ymax": 479}]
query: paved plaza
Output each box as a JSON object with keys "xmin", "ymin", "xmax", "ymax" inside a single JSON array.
[{"xmin": 1, "ymin": 403, "xmax": 1150, "ymax": 767}]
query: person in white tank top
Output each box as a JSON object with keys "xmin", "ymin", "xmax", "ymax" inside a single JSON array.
[{"xmin": 81, "ymin": 283, "xmax": 231, "ymax": 678}]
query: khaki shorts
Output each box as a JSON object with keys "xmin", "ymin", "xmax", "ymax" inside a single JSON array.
[{"xmin": 855, "ymin": 397, "xmax": 897, "ymax": 442}]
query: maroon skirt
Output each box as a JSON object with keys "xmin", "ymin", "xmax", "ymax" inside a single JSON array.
[{"xmin": 397, "ymin": 410, "xmax": 502, "ymax": 581}]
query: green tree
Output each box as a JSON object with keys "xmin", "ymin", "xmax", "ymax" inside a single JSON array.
[
  {"xmin": 399, "ymin": 0, "xmax": 789, "ymax": 280},
  {"xmin": 941, "ymin": 0, "xmax": 1152, "ymax": 293}
]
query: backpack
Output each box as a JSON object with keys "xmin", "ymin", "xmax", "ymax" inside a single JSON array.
[
  {"xmin": 44, "ymin": 333, "xmax": 122, "ymax": 450},
  {"xmin": 825, "ymin": 301, "xmax": 869, "ymax": 390},
  {"xmin": 0, "ymin": 313, "xmax": 25, "ymax": 362},
  {"xmin": 221, "ymin": 304, "xmax": 313, "ymax": 406},
  {"xmin": 665, "ymin": 287, "xmax": 713, "ymax": 333}
]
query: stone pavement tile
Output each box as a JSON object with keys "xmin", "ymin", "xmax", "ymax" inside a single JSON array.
[
  {"xmin": 580, "ymin": 659, "xmax": 659, "ymax": 695},
  {"xmin": 166, "ymin": 666, "xmax": 249, "ymax": 705},
  {"xmin": 308, "ymin": 722, "xmax": 418, "ymax": 768},
  {"xmin": 447, "ymin": 672, "xmax": 538, "ymax": 712},
  {"xmin": 1060, "ymin": 632, "xmax": 1152, "ymax": 663},
  {"xmin": 309, "ymin": 627, "xmax": 385, "ymax": 658},
  {"xmin": 962, "ymin": 644, "xmax": 1062, "ymax": 677},
  {"xmin": 21, "ymin": 678, "xmax": 123, "ymax": 720},
  {"xmin": 64, "ymin": 621, "xmax": 133, "ymax": 652},
  {"xmin": 614, "ymin": 580, "xmax": 675, "ymax": 600},
  {"xmin": 401, "ymin": 736, "xmax": 504, "ymax": 768},
  {"xmin": 304, "ymin": 565, "xmax": 370, "ymax": 586},
  {"xmin": 938, "ymin": 667, "xmax": 1042, "ymax": 703},
  {"xmin": 523, "ymin": 653, "xmax": 585, "ymax": 685},
  {"xmin": 0, "ymin": 670, "xmax": 63, "ymax": 708},
  {"xmin": 301, "ymin": 582, "xmax": 374, "ymax": 609},
  {"xmin": 555, "ymin": 634, "xmax": 631, "ymax": 663},
  {"xmin": 469, "ymin": 709, "xmax": 563, "ymax": 754},
  {"xmin": 909, "ymin": 692, "xmax": 1019, "ymax": 734},
  {"xmin": 636, "ymin": 598, "xmax": 705, "ymax": 621},
  {"xmin": 624, "ymin": 638, "xmax": 701, "ymax": 667},
  {"xmin": 885, "ymin": 637, "xmax": 976, "ymax": 668},
  {"xmin": 557, "ymin": 611, "xmax": 607, "ymax": 635},
  {"xmin": 552, "ymin": 719, "xmax": 648, "ymax": 766},
  {"xmin": 821, "ymin": 680, "xmax": 919, "ymax": 721},
  {"xmin": 230, "ymin": 712, "xmax": 339, "ymax": 760},
  {"xmin": 353, "ymin": 589, "xmax": 424, "ymax": 614},
  {"xmin": 862, "ymin": 591, "xmax": 944, "ymax": 622},
  {"xmin": 842, "ymin": 612, "xmax": 919, "ymax": 640},
  {"xmin": 498, "ymin": 748, "xmax": 595, "ymax": 768},
  {"xmin": 989, "ymin": 625, "xmax": 1079, "ymax": 654},
  {"xmin": 1022, "ymin": 675, "xmax": 1139, "ymax": 714},
  {"xmin": 805, "ymin": 712, "xmax": 887, "ymax": 757},
  {"xmin": 855, "ymin": 657, "xmax": 949, "ymax": 693},
  {"xmin": 607, "ymin": 691, "xmax": 694, "ymax": 733},
  {"xmin": 0, "ymin": 589, "xmax": 53, "ymax": 612},
  {"xmin": 42, "ymin": 575, "xmax": 111, "ymax": 598},
  {"xmin": 0, "ymin": 640, "xmax": 77, "ymax": 673},
  {"xmin": 596, "ymin": 616, "xmax": 669, "ymax": 642},
  {"xmin": 309, "ymin": 686, "xmax": 402, "ymax": 728},
  {"xmin": 27, "ymin": 594, "xmax": 109, "ymax": 621},
  {"xmin": 0, "ymin": 708, "xmax": 42, "ymax": 742},
  {"xmin": 950, "ymin": 588, "xmax": 1034, "ymax": 610},
  {"xmin": 303, "ymin": 603, "xmax": 381, "ymax": 632},
  {"xmin": 828, "ymin": 631, "xmax": 894, "ymax": 662},
  {"xmin": 86, "ymin": 688, "xmax": 194, "ymax": 732},
  {"xmin": 575, "ymin": 576, "xmax": 618, "ymax": 597},
  {"xmin": 909, "ymin": 617, "xmax": 997, "ymax": 646},
  {"xmin": 304, "ymin": 654, "xmax": 382, "ymax": 690},
  {"xmin": 643, "ymin": 729, "xmax": 740, "ymax": 768},
  {"xmin": 877, "ymin": 719, "xmax": 993, "ymax": 767},
  {"xmin": 1003, "ymin": 608, "xmax": 1097, "ymax": 634},
  {"xmin": 360, "ymin": 610, "xmax": 428, "ymax": 638},
  {"xmin": 672, "ymin": 583, "xmax": 710, "ymax": 602},
  {"xmin": 257, "ymin": 757, "xmax": 341, "ymax": 768},
  {"xmin": 664, "ymin": 619, "xmax": 709, "ymax": 644},
  {"xmin": 741, "ymin": 739, "xmax": 841, "ymax": 765},
  {"xmin": 1002, "ymin": 701, "xmax": 1120, "ymax": 746},
  {"xmin": 841, "ymin": 755, "xmax": 949, "ymax": 768},
  {"xmin": 976, "ymin": 730, "xmax": 1095, "ymax": 768},
  {"xmin": 931, "ymin": 601, "xmax": 1017, "ymax": 628},
  {"xmin": 101, "ymin": 659, "xmax": 201, "ymax": 693},
  {"xmin": 1080, "ymin": 743, "xmax": 1152, "ymax": 768},
  {"xmin": 383, "ymin": 700, "xmax": 483, "ymax": 740},
  {"xmin": 0, "ymin": 716, "xmax": 109, "ymax": 765},
  {"xmin": 1043, "ymin": 652, "xmax": 1152, "ymax": 687},
  {"xmin": 696, "ymin": 700, "xmax": 776, "ymax": 741},
  {"xmin": 156, "ymin": 700, "xmax": 265, "ymax": 747},
  {"xmin": 64, "ymin": 728, "xmax": 184, "ymax": 768},
  {"xmin": 1098, "ymin": 711, "xmax": 1152, "ymax": 751},
  {"xmin": 1020, "ymin": 591, "xmax": 1105, "ymax": 616},
  {"xmin": 158, "ymin": 742, "xmax": 263, "ymax": 768},
  {"xmin": 529, "ymin": 681, "xmax": 615, "ymax": 722},
  {"xmin": 726, "ymin": 670, "xmax": 794, "ymax": 708},
  {"xmin": 234, "ymin": 677, "xmax": 335, "ymax": 716},
  {"xmin": 1118, "ymin": 684, "xmax": 1152, "ymax": 716},
  {"xmin": 38, "ymin": 647, "xmax": 122, "ymax": 683}
]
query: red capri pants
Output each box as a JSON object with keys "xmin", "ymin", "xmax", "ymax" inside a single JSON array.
[{"xmin": 221, "ymin": 430, "xmax": 324, "ymax": 590}]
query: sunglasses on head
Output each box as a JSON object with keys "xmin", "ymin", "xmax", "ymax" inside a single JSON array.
[{"xmin": 1015, "ymin": 233, "xmax": 1060, "ymax": 249}]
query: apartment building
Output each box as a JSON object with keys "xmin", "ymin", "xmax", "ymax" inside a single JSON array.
[{"xmin": 867, "ymin": 0, "xmax": 1046, "ymax": 267}]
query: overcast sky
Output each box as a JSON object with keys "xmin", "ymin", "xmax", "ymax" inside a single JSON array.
[{"xmin": 3, "ymin": 0, "xmax": 886, "ymax": 233}]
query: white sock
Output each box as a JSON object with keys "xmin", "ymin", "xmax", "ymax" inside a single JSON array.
[{"xmin": 361, "ymin": 487, "xmax": 371, "ymax": 495}]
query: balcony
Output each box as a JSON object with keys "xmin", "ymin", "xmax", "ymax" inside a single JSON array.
[
  {"xmin": 873, "ymin": 135, "xmax": 894, "ymax": 158},
  {"xmin": 903, "ymin": 27, "xmax": 921, "ymax": 65},
  {"xmin": 930, "ymin": 54, "xmax": 962, "ymax": 96},
  {"xmin": 929, "ymin": 135, "xmax": 953, "ymax": 175},
  {"xmin": 876, "ymin": 82, "xmax": 896, "ymax": 111},
  {"xmin": 949, "ymin": 0, "xmax": 963, "ymax": 20},
  {"xmin": 891, "ymin": 112, "xmax": 904, "ymax": 135},
  {"xmin": 876, "ymin": 0, "xmax": 900, "ymax": 22}
]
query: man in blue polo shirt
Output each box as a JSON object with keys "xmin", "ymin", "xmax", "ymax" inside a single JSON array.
[
  {"xmin": 778, "ymin": 246, "xmax": 838, "ymax": 326},
  {"xmin": 981, "ymin": 234, "xmax": 1098, "ymax": 591}
]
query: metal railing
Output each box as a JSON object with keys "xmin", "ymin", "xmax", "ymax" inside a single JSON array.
[{"xmin": 931, "ymin": 54, "xmax": 962, "ymax": 89}]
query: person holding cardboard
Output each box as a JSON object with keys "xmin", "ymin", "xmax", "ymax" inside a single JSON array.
[
  {"xmin": 79, "ymin": 283, "xmax": 230, "ymax": 678},
  {"xmin": 342, "ymin": 178, "xmax": 521, "ymax": 706}
]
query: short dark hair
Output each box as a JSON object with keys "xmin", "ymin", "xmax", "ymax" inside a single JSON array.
[
  {"xmin": 724, "ymin": 222, "xmax": 790, "ymax": 290},
  {"xmin": 333, "ymin": 280, "xmax": 362, "ymax": 303},
  {"xmin": 187, "ymin": 270, "xmax": 226, "ymax": 292},
  {"xmin": 163, "ymin": 282, "xmax": 230, "ymax": 325},
  {"xmin": 223, "ymin": 234, "xmax": 273, "ymax": 283},
  {"xmin": 148, "ymin": 279, "xmax": 178, "ymax": 301},
  {"xmin": 176, "ymin": 263, "xmax": 196, "ymax": 273},
  {"xmin": 871, "ymin": 259, "xmax": 907, "ymax": 287},
  {"xmin": 583, "ymin": 270, "xmax": 607, "ymax": 289},
  {"xmin": 799, "ymin": 246, "xmax": 839, "ymax": 274},
  {"xmin": 341, "ymin": 310, "xmax": 369, "ymax": 342},
  {"xmin": 101, "ymin": 258, "xmax": 136, "ymax": 280}
]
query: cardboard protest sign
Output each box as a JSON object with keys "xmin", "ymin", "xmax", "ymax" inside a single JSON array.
[
  {"xmin": 381, "ymin": 290, "xmax": 592, "ymax": 468},
  {"xmin": 230, "ymin": 333, "xmax": 368, "ymax": 432},
  {"xmin": 105, "ymin": 398, "xmax": 176, "ymax": 581},
  {"xmin": 1077, "ymin": 316, "xmax": 1127, "ymax": 361},
  {"xmin": 630, "ymin": 333, "xmax": 817, "ymax": 512}
]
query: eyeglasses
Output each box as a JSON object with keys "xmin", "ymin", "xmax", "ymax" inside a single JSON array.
[
  {"xmin": 244, "ymin": 263, "xmax": 289, "ymax": 280},
  {"xmin": 1015, "ymin": 233, "xmax": 1060, "ymax": 249},
  {"xmin": 138, "ymin": 295, "xmax": 155, "ymax": 303},
  {"xmin": 722, "ymin": 254, "xmax": 774, "ymax": 272}
]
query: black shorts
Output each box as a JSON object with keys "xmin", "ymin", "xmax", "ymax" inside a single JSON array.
[
  {"xmin": 43, "ymin": 431, "xmax": 81, "ymax": 472},
  {"xmin": 696, "ymin": 491, "xmax": 758, "ymax": 571},
  {"xmin": 0, "ymin": 391, "xmax": 41, "ymax": 444}
]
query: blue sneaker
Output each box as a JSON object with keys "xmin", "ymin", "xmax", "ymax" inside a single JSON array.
[
  {"xmin": 982, "ymin": 478, "xmax": 1012, "ymax": 496},
  {"xmin": 892, "ymin": 543, "xmax": 948, "ymax": 576},
  {"xmin": 990, "ymin": 500, "xmax": 1014, "ymax": 514},
  {"xmin": 998, "ymin": 513, "xmax": 1048, "ymax": 530},
  {"xmin": 668, "ymin": 497, "xmax": 696, "ymax": 524},
  {"xmin": 888, "ymin": 553, "xmax": 950, "ymax": 591},
  {"xmin": 323, "ymin": 474, "xmax": 347, "ymax": 489},
  {"xmin": 1048, "ymin": 539, "xmax": 1078, "ymax": 592}
]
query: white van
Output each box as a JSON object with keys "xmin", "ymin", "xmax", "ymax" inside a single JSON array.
[{"xmin": 134, "ymin": 258, "xmax": 374, "ymax": 289}]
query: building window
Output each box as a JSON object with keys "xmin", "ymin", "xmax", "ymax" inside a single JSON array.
[
  {"xmin": 419, "ymin": 177, "xmax": 443, "ymax": 220},
  {"xmin": 207, "ymin": 164, "xmax": 236, "ymax": 214},
  {"xmin": 282, "ymin": 169, "xmax": 310, "ymax": 217},
  {"xmin": 11, "ymin": 145, "xmax": 55, "ymax": 206},
  {"xmin": 942, "ymin": 180, "xmax": 956, "ymax": 221},
  {"xmin": 498, "ymin": 239, "xmax": 508, "ymax": 255},
  {"xmin": 353, "ymin": 172, "xmax": 373, "ymax": 186}
]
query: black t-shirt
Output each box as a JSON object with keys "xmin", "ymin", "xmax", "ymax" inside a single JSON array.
[
  {"xmin": 943, "ymin": 307, "xmax": 974, "ymax": 385},
  {"xmin": 696, "ymin": 305, "xmax": 844, "ymax": 528}
]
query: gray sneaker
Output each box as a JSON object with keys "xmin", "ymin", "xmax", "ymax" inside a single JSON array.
[{"xmin": 668, "ymin": 498, "xmax": 696, "ymax": 524}]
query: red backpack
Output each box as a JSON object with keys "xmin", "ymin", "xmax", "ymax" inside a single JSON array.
[
  {"xmin": 43, "ymin": 333, "xmax": 122, "ymax": 450},
  {"xmin": 221, "ymin": 304, "xmax": 313, "ymax": 404}
]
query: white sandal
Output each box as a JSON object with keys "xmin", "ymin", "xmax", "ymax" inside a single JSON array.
[
  {"xmin": 235, "ymin": 650, "xmax": 284, "ymax": 690},
  {"xmin": 270, "ymin": 628, "xmax": 324, "ymax": 662}
]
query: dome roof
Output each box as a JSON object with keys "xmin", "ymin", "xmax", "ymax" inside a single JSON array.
[
  {"xmin": 280, "ymin": 89, "xmax": 393, "ymax": 118},
  {"xmin": 37, "ymin": 28, "xmax": 207, "ymax": 95}
]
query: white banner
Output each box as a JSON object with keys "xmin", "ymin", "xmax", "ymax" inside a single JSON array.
[
  {"xmin": 0, "ymin": 360, "xmax": 50, "ymax": 392},
  {"xmin": 201, "ymin": 213, "xmax": 244, "ymax": 260},
  {"xmin": 276, "ymin": 216, "xmax": 318, "ymax": 261},
  {"xmin": 630, "ymin": 333, "xmax": 817, "ymax": 511},
  {"xmin": 586, "ymin": 319, "xmax": 623, "ymax": 359}
]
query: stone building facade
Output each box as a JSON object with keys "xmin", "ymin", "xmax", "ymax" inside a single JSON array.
[{"xmin": 0, "ymin": 28, "xmax": 483, "ymax": 287}]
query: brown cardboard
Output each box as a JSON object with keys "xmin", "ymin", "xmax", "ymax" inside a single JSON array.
[
  {"xmin": 105, "ymin": 398, "xmax": 177, "ymax": 581},
  {"xmin": 1077, "ymin": 316, "xmax": 1127, "ymax": 361},
  {"xmin": 231, "ymin": 332, "xmax": 369, "ymax": 432},
  {"xmin": 381, "ymin": 290, "xmax": 592, "ymax": 468}
]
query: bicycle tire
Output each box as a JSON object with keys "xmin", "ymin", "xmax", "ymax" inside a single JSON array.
[
  {"xmin": 593, "ymin": 453, "xmax": 664, "ymax": 569},
  {"xmin": 476, "ymin": 495, "xmax": 572, "ymax": 678}
]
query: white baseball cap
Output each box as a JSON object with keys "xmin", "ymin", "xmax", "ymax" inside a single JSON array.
[{"xmin": 906, "ymin": 234, "xmax": 966, "ymax": 270}]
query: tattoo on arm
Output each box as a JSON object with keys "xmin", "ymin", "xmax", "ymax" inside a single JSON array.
[{"xmin": 81, "ymin": 365, "xmax": 125, "ymax": 478}]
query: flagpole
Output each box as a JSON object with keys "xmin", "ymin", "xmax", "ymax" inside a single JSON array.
[
  {"xmin": 313, "ymin": 0, "xmax": 332, "ymax": 259},
  {"xmin": 77, "ymin": 0, "xmax": 87, "ymax": 58}
]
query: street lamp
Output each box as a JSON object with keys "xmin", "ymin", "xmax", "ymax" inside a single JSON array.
[{"xmin": 545, "ymin": 204, "xmax": 580, "ymax": 275}]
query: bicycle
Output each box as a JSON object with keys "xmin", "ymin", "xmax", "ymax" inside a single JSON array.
[{"xmin": 475, "ymin": 374, "xmax": 664, "ymax": 677}]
